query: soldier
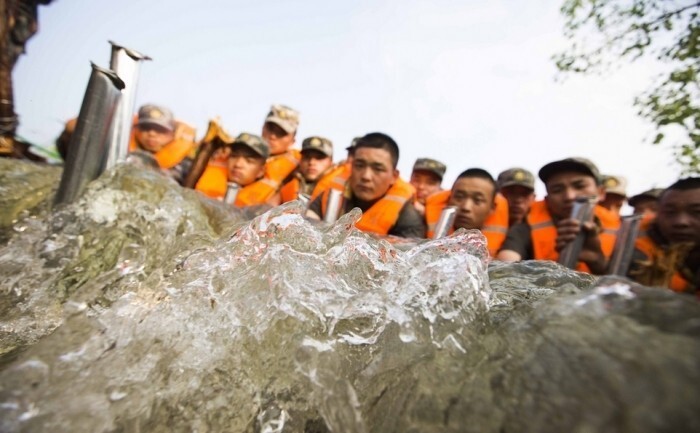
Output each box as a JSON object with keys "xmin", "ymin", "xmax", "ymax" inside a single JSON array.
[
  {"xmin": 193, "ymin": 104, "xmax": 299, "ymax": 201},
  {"xmin": 497, "ymin": 157, "xmax": 620, "ymax": 274},
  {"xmin": 629, "ymin": 178, "xmax": 699, "ymax": 293},
  {"xmin": 425, "ymin": 168, "xmax": 509, "ymax": 255},
  {"xmin": 129, "ymin": 104, "xmax": 196, "ymax": 183},
  {"xmin": 628, "ymin": 188, "xmax": 664, "ymax": 217},
  {"xmin": 410, "ymin": 158, "xmax": 446, "ymax": 216},
  {"xmin": 600, "ymin": 175, "xmax": 628, "ymax": 216},
  {"xmin": 55, "ymin": 104, "xmax": 197, "ymax": 183},
  {"xmin": 261, "ymin": 104, "xmax": 302, "ymax": 193},
  {"xmin": 222, "ymin": 133, "xmax": 276, "ymax": 206},
  {"xmin": 306, "ymin": 132, "xmax": 424, "ymax": 238},
  {"xmin": 279, "ymin": 136, "xmax": 334, "ymax": 203},
  {"xmin": 130, "ymin": 104, "xmax": 197, "ymax": 184},
  {"xmin": 309, "ymin": 137, "xmax": 360, "ymax": 202},
  {"xmin": 497, "ymin": 167, "xmax": 536, "ymax": 226}
]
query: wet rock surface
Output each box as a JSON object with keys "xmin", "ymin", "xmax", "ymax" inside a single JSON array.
[{"xmin": 0, "ymin": 160, "xmax": 698, "ymax": 433}]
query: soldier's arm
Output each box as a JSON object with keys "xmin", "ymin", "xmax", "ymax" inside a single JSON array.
[{"xmin": 496, "ymin": 223, "xmax": 532, "ymax": 261}]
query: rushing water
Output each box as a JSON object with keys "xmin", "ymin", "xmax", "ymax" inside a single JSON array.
[{"xmin": 0, "ymin": 159, "xmax": 698, "ymax": 433}]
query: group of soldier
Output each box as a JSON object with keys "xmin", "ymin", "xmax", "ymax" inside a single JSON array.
[{"xmin": 57, "ymin": 102, "xmax": 699, "ymax": 295}]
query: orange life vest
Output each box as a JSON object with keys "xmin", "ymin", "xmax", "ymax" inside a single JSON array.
[
  {"xmin": 265, "ymin": 149, "xmax": 301, "ymax": 187},
  {"xmin": 195, "ymin": 166, "xmax": 278, "ymax": 206},
  {"xmin": 233, "ymin": 180, "xmax": 280, "ymax": 207},
  {"xmin": 482, "ymin": 194, "xmax": 509, "ymax": 256},
  {"xmin": 633, "ymin": 215, "xmax": 691, "ymax": 292},
  {"xmin": 320, "ymin": 176, "xmax": 415, "ymax": 235},
  {"xmin": 424, "ymin": 190, "xmax": 453, "ymax": 239},
  {"xmin": 129, "ymin": 120, "xmax": 197, "ymax": 169},
  {"xmin": 196, "ymin": 148, "xmax": 298, "ymax": 202},
  {"xmin": 280, "ymin": 164, "xmax": 338, "ymax": 204},
  {"xmin": 280, "ymin": 177, "xmax": 301, "ymax": 203},
  {"xmin": 527, "ymin": 200, "xmax": 619, "ymax": 273},
  {"xmin": 424, "ymin": 191, "xmax": 509, "ymax": 255},
  {"xmin": 195, "ymin": 162, "xmax": 228, "ymax": 199},
  {"xmin": 310, "ymin": 163, "xmax": 351, "ymax": 201}
]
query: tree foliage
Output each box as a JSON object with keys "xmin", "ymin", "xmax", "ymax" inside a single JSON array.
[{"xmin": 555, "ymin": 0, "xmax": 700, "ymax": 175}]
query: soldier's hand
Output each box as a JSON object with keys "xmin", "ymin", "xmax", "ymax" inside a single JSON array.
[
  {"xmin": 556, "ymin": 218, "xmax": 606, "ymax": 273},
  {"xmin": 555, "ymin": 218, "xmax": 581, "ymax": 252}
]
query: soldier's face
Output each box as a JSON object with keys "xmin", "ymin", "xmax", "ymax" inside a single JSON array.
[
  {"xmin": 262, "ymin": 122, "xmax": 295, "ymax": 155},
  {"xmin": 448, "ymin": 177, "xmax": 496, "ymax": 230},
  {"xmin": 656, "ymin": 188, "xmax": 700, "ymax": 245},
  {"xmin": 135, "ymin": 124, "xmax": 174, "ymax": 153},
  {"xmin": 545, "ymin": 172, "xmax": 603, "ymax": 220},
  {"xmin": 599, "ymin": 193, "xmax": 626, "ymax": 216},
  {"xmin": 633, "ymin": 198, "xmax": 659, "ymax": 217},
  {"xmin": 227, "ymin": 145, "xmax": 265, "ymax": 186},
  {"xmin": 500, "ymin": 185, "xmax": 535, "ymax": 224},
  {"xmin": 410, "ymin": 170, "xmax": 442, "ymax": 204},
  {"xmin": 299, "ymin": 150, "xmax": 332, "ymax": 182},
  {"xmin": 350, "ymin": 148, "xmax": 398, "ymax": 202}
]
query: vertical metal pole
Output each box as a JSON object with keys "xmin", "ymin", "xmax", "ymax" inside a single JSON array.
[
  {"xmin": 607, "ymin": 214, "xmax": 643, "ymax": 276},
  {"xmin": 323, "ymin": 189, "xmax": 343, "ymax": 223},
  {"xmin": 54, "ymin": 63, "xmax": 124, "ymax": 205},
  {"xmin": 558, "ymin": 196, "xmax": 597, "ymax": 269},
  {"xmin": 224, "ymin": 182, "xmax": 240, "ymax": 205},
  {"xmin": 297, "ymin": 193, "xmax": 310, "ymax": 206},
  {"xmin": 105, "ymin": 41, "xmax": 150, "ymax": 170},
  {"xmin": 432, "ymin": 206, "xmax": 457, "ymax": 239}
]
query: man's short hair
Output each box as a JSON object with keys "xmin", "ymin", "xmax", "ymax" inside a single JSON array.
[
  {"xmin": 661, "ymin": 177, "xmax": 700, "ymax": 200},
  {"xmin": 354, "ymin": 132, "xmax": 399, "ymax": 168},
  {"xmin": 455, "ymin": 168, "xmax": 497, "ymax": 199}
]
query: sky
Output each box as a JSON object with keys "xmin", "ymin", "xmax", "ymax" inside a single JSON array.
[{"xmin": 13, "ymin": 0, "xmax": 682, "ymax": 202}]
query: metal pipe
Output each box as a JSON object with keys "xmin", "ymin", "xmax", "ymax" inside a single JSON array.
[
  {"xmin": 54, "ymin": 63, "xmax": 124, "ymax": 205},
  {"xmin": 432, "ymin": 206, "xmax": 457, "ymax": 239},
  {"xmin": 323, "ymin": 189, "xmax": 343, "ymax": 223},
  {"xmin": 297, "ymin": 193, "xmax": 310, "ymax": 206},
  {"xmin": 224, "ymin": 182, "xmax": 240, "ymax": 205},
  {"xmin": 558, "ymin": 196, "xmax": 597, "ymax": 269},
  {"xmin": 607, "ymin": 214, "xmax": 643, "ymax": 276},
  {"xmin": 105, "ymin": 41, "xmax": 151, "ymax": 170}
]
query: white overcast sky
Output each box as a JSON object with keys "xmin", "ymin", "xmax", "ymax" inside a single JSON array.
[{"xmin": 14, "ymin": 0, "xmax": 681, "ymax": 200}]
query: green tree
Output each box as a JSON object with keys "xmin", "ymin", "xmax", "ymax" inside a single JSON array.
[{"xmin": 555, "ymin": 0, "xmax": 700, "ymax": 175}]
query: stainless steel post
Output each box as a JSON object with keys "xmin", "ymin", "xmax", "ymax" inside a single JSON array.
[
  {"xmin": 323, "ymin": 189, "xmax": 343, "ymax": 223},
  {"xmin": 297, "ymin": 193, "xmax": 310, "ymax": 206},
  {"xmin": 558, "ymin": 196, "xmax": 597, "ymax": 269},
  {"xmin": 54, "ymin": 63, "xmax": 125, "ymax": 205},
  {"xmin": 105, "ymin": 41, "xmax": 151, "ymax": 170},
  {"xmin": 432, "ymin": 206, "xmax": 457, "ymax": 239},
  {"xmin": 224, "ymin": 182, "xmax": 240, "ymax": 205},
  {"xmin": 607, "ymin": 214, "xmax": 643, "ymax": 276}
]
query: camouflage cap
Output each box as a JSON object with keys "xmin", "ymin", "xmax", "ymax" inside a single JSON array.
[
  {"xmin": 231, "ymin": 132, "xmax": 270, "ymax": 159},
  {"xmin": 301, "ymin": 136, "xmax": 333, "ymax": 158},
  {"xmin": 264, "ymin": 104, "xmax": 299, "ymax": 135},
  {"xmin": 412, "ymin": 158, "xmax": 447, "ymax": 180},
  {"xmin": 497, "ymin": 167, "xmax": 535, "ymax": 190},
  {"xmin": 628, "ymin": 188, "xmax": 664, "ymax": 207},
  {"xmin": 137, "ymin": 104, "xmax": 175, "ymax": 132},
  {"xmin": 538, "ymin": 157, "xmax": 601, "ymax": 185},
  {"xmin": 601, "ymin": 175, "xmax": 628, "ymax": 197}
]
